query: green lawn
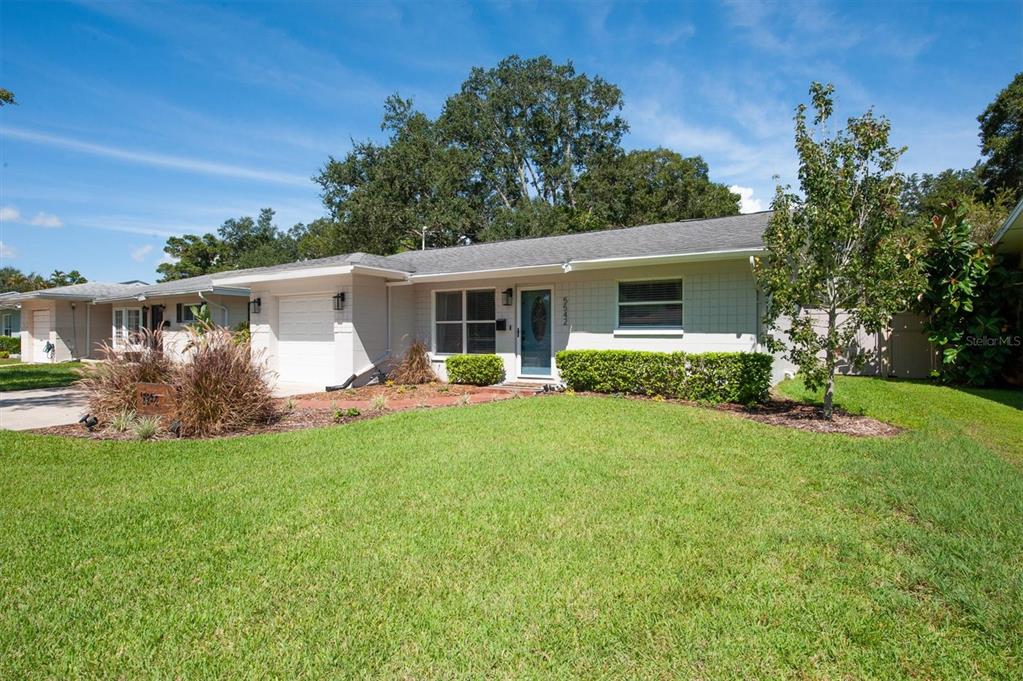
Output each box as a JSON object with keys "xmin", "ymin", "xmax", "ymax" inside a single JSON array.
[
  {"xmin": 1, "ymin": 379, "xmax": 1020, "ymax": 677},
  {"xmin": 0, "ymin": 361, "xmax": 83, "ymax": 391}
]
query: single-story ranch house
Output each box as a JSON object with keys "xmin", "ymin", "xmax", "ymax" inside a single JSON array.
[{"xmin": 18, "ymin": 205, "xmax": 1023, "ymax": 388}]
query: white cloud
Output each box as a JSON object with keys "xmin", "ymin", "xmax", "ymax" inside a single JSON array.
[
  {"xmin": 157, "ymin": 252, "xmax": 178, "ymax": 266},
  {"xmin": 0, "ymin": 241, "xmax": 15, "ymax": 259},
  {"xmin": 729, "ymin": 186, "xmax": 765, "ymax": 214},
  {"xmin": 131, "ymin": 244, "xmax": 154, "ymax": 262},
  {"xmin": 626, "ymin": 99, "xmax": 797, "ymax": 183},
  {"xmin": 0, "ymin": 205, "xmax": 63, "ymax": 228},
  {"xmin": 4, "ymin": 127, "xmax": 310, "ymax": 187},
  {"xmin": 27, "ymin": 212, "xmax": 63, "ymax": 228}
]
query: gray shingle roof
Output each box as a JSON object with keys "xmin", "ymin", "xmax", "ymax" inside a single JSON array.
[
  {"xmin": 210, "ymin": 212, "xmax": 771, "ymax": 282},
  {"xmin": 3, "ymin": 281, "xmax": 149, "ymax": 303},
  {"xmin": 92, "ymin": 274, "xmax": 249, "ymax": 303},
  {"xmin": 385, "ymin": 211, "xmax": 770, "ymax": 275},
  {"xmin": 210, "ymin": 252, "xmax": 410, "ymax": 283}
]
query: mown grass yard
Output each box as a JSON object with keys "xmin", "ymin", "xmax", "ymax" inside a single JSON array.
[
  {"xmin": 0, "ymin": 361, "xmax": 83, "ymax": 392},
  {"xmin": 1, "ymin": 377, "xmax": 1020, "ymax": 677}
]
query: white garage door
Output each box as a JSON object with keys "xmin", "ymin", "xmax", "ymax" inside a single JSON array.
[
  {"xmin": 32, "ymin": 310, "xmax": 51, "ymax": 362},
  {"xmin": 278, "ymin": 296, "xmax": 335, "ymax": 385}
]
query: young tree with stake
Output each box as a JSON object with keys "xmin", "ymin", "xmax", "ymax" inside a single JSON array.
[{"xmin": 758, "ymin": 83, "xmax": 922, "ymax": 418}]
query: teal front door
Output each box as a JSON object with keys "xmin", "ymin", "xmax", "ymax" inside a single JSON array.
[{"xmin": 519, "ymin": 288, "xmax": 552, "ymax": 376}]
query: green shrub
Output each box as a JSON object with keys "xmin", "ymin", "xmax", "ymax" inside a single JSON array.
[
  {"xmin": 332, "ymin": 406, "xmax": 361, "ymax": 423},
  {"xmin": 446, "ymin": 354, "xmax": 505, "ymax": 386},
  {"xmin": 0, "ymin": 336, "xmax": 20, "ymax": 354},
  {"xmin": 555, "ymin": 350, "xmax": 772, "ymax": 405},
  {"xmin": 231, "ymin": 321, "xmax": 251, "ymax": 346}
]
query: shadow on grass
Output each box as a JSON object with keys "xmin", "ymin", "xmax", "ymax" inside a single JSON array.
[{"xmin": 952, "ymin": 385, "xmax": 1023, "ymax": 410}]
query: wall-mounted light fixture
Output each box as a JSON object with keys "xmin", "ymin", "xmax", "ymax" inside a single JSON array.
[
  {"xmin": 249, "ymin": 298, "xmax": 261, "ymax": 314},
  {"xmin": 502, "ymin": 288, "xmax": 513, "ymax": 306},
  {"xmin": 332, "ymin": 291, "xmax": 346, "ymax": 311}
]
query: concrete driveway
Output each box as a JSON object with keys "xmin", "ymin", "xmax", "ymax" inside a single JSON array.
[{"xmin": 0, "ymin": 386, "xmax": 89, "ymax": 431}]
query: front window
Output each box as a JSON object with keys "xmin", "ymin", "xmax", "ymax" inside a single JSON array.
[
  {"xmin": 113, "ymin": 307, "xmax": 142, "ymax": 346},
  {"xmin": 434, "ymin": 289, "xmax": 496, "ymax": 354},
  {"xmin": 176, "ymin": 303, "xmax": 195, "ymax": 324},
  {"xmin": 617, "ymin": 279, "xmax": 683, "ymax": 328},
  {"xmin": 2, "ymin": 313, "xmax": 11, "ymax": 336}
]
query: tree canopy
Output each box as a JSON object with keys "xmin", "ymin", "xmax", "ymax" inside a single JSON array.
[
  {"xmin": 978, "ymin": 71, "xmax": 1022, "ymax": 203},
  {"xmin": 157, "ymin": 208, "xmax": 300, "ymax": 282},
  {"xmin": 1, "ymin": 267, "xmax": 88, "ymax": 292},
  {"xmin": 303, "ymin": 55, "xmax": 739, "ymax": 253}
]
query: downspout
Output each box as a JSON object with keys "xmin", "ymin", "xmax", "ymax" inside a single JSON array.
[
  {"xmin": 749, "ymin": 256, "xmax": 761, "ymax": 351},
  {"xmin": 198, "ymin": 291, "xmax": 229, "ymax": 325},
  {"xmin": 86, "ymin": 303, "xmax": 91, "ymax": 360},
  {"xmin": 70, "ymin": 302, "xmax": 80, "ymax": 360}
]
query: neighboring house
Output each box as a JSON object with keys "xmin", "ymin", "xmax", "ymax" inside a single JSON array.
[
  {"xmin": 2, "ymin": 282, "xmax": 149, "ymax": 362},
  {"xmin": 2, "ymin": 277, "xmax": 250, "ymax": 363},
  {"xmin": 992, "ymin": 197, "xmax": 1023, "ymax": 268},
  {"xmin": 0, "ymin": 292, "xmax": 21, "ymax": 339},
  {"xmin": 91, "ymin": 275, "xmax": 249, "ymax": 358}
]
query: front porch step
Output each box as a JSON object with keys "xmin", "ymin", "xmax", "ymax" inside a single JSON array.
[{"xmin": 494, "ymin": 380, "xmax": 562, "ymax": 393}]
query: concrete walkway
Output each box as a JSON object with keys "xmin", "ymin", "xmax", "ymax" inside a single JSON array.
[{"xmin": 0, "ymin": 386, "xmax": 89, "ymax": 431}]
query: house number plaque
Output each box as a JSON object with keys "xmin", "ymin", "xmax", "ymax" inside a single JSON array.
[{"xmin": 136, "ymin": 382, "xmax": 178, "ymax": 418}]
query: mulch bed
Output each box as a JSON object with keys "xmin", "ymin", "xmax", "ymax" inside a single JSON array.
[
  {"xmin": 715, "ymin": 399, "xmax": 902, "ymax": 437},
  {"xmin": 31, "ymin": 383, "xmax": 538, "ymax": 441},
  {"xmin": 568, "ymin": 391, "xmax": 901, "ymax": 437}
]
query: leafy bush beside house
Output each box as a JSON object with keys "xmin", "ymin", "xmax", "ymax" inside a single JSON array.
[
  {"xmin": 0, "ymin": 336, "xmax": 20, "ymax": 354},
  {"xmin": 556, "ymin": 350, "xmax": 772, "ymax": 405},
  {"xmin": 915, "ymin": 201, "xmax": 1023, "ymax": 386},
  {"xmin": 446, "ymin": 354, "xmax": 505, "ymax": 386}
]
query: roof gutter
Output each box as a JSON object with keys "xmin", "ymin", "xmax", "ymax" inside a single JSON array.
[
  {"xmin": 211, "ymin": 264, "xmax": 411, "ymax": 286},
  {"xmin": 92, "ymin": 285, "xmax": 250, "ymax": 304},
  {"xmin": 403, "ymin": 248, "xmax": 764, "ymax": 283},
  {"xmin": 563, "ymin": 248, "xmax": 764, "ymax": 272},
  {"xmin": 991, "ymin": 197, "xmax": 1023, "ymax": 248}
]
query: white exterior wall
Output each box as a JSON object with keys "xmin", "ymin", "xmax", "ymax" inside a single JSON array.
[
  {"xmin": 401, "ymin": 259, "xmax": 761, "ymax": 382},
  {"xmin": 351, "ymin": 274, "xmax": 390, "ymax": 382},
  {"xmin": 388, "ymin": 284, "xmax": 416, "ymax": 360},
  {"xmin": 248, "ymin": 274, "xmax": 354, "ymax": 388}
]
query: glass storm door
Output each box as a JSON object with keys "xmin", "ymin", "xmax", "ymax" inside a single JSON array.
[{"xmin": 519, "ymin": 288, "xmax": 552, "ymax": 376}]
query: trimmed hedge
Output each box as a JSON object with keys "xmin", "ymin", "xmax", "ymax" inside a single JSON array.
[
  {"xmin": 555, "ymin": 350, "xmax": 772, "ymax": 404},
  {"xmin": 0, "ymin": 336, "xmax": 20, "ymax": 354},
  {"xmin": 446, "ymin": 354, "xmax": 505, "ymax": 386}
]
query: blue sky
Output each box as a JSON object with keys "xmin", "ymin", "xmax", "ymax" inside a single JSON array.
[{"xmin": 1, "ymin": 0, "xmax": 1020, "ymax": 283}]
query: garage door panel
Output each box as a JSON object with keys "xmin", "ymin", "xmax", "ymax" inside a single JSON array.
[
  {"xmin": 33, "ymin": 310, "xmax": 51, "ymax": 362},
  {"xmin": 277, "ymin": 297, "xmax": 334, "ymax": 384}
]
